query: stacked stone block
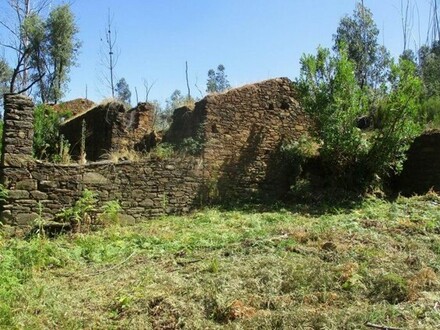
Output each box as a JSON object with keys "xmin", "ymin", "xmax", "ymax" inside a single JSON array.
[{"xmin": 2, "ymin": 94, "xmax": 34, "ymax": 167}]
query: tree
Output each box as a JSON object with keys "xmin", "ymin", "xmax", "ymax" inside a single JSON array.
[
  {"xmin": 100, "ymin": 10, "xmax": 119, "ymax": 98},
  {"xmin": 296, "ymin": 46, "xmax": 368, "ymax": 185},
  {"xmin": 115, "ymin": 77, "xmax": 131, "ymax": 105},
  {"xmin": 427, "ymin": 0, "xmax": 440, "ymax": 44},
  {"xmin": 0, "ymin": 1, "xmax": 79, "ymax": 101},
  {"xmin": 39, "ymin": 5, "xmax": 80, "ymax": 103},
  {"xmin": 0, "ymin": 59, "xmax": 12, "ymax": 109},
  {"xmin": 333, "ymin": 2, "xmax": 390, "ymax": 89},
  {"xmin": 419, "ymin": 41, "xmax": 440, "ymax": 97},
  {"xmin": 206, "ymin": 64, "xmax": 231, "ymax": 93},
  {"xmin": 366, "ymin": 58, "xmax": 423, "ymax": 177},
  {"xmin": 296, "ymin": 45, "xmax": 423, "ymax": 189}
]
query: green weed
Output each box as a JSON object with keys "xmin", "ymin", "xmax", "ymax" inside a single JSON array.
[{"xmin": 0, "ymin": 194, "xmax": 439, "ymax": 328}]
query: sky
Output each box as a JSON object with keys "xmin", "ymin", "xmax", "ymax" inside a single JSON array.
[{"xmin": 1, "ymin": 0, "xmax": 436, "ymax": 105}]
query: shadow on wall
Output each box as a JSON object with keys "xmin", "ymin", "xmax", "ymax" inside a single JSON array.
[
  {"xmin": 214, "ymin": 124, "xmax": 292, "ymax": 202},
  {"xmin": 394, "ymin": 130, "xmax": 440, "ymax": 195}
]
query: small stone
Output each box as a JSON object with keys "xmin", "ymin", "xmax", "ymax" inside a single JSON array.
[
  {"xmin": 16, "ymin": 212, "xmax": 39, "ymax": 226},
  {"xmin": 16, "ymin": 179, "xmax": 38, "ymax": 190},
  {"xmin": 40, "ymin": 180, "xmax": 58, "ymax": 190},
  {"xmin": 118, "ymin": 214, "xmax": 136, "ymax": 225},
  {"xmin": 83, "ymin": 172, "xmax": 109, "ymax": 184},
  {"xmin": 8, "ymin": 190, "xmax": 30, "ymax": 200}
]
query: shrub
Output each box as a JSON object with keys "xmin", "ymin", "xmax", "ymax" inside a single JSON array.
[
  {"xmin": 421, "ymin": 96, "xmax": 440, "ymax": 128},
  {"xmin": 366, "ymin": 59, "xmax": 423, "ymax": 176},
  {"xmin": 99, "ymin": 200, "xmax": 122, "ymax": 225},
  {"xmin": 153, "ymin": 143, "xmax": 175, "ymax": 159},
  {"xmin": 33, "ymin": 104, "xmax": 62, "ymax": 161},
  {"xmin": 296, "ymin": 46, "xmax": 423, "ymax": 190},
  {"xmin": 281, "ymin": 134, "xmax": 319, "ymax": 162},
  {"xmin": 179, "ymin": 137, "xmax": 203, "ymax": 156},
  {"xmin": 57, "ymin": 189, "xmax": 97, "ymax": 232}
]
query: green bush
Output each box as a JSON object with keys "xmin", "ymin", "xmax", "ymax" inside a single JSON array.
[
  {"xmin": 153, "ymin": 143, "xmax": 175, "ymax": 159},
  {"xmin": 296, "ymin": 46, "xmax": 423, "ymax": 189},
  {"xmin": 99, "ymin": 200, "xmax": 122, "ymax": 225},
  {"xmin": 33, "ymin": 104, "xmax": 62, "ymax": 161},
  {"xmin": 421, "ymin": 96, "xmax": 440, "ymax": 128},
  {"xmin": 281, "ymin": 134, "xmax": 318, "ymax": 162},
  {"xmin": 366, "ymin": 59, "xmax": 423, "ymax": 176},
  {"xmin": 57, "ymin": 189, "xmax": 97, "ymax": 231},
  {"xmin": 179, "ymin": 137, "xmax": 203, "ymax": 156}
]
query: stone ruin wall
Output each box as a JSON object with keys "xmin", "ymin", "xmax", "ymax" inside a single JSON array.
[
  {"xmin": 1, "ymin": 78, "xmax": 314, "ymax": 229},
  {"xmin": 60, "ymin": 102, "xmax": 155, "ymax": 161},
  {"xmin": 2, "ymin": 79, "xmax": 439, "ymax": 230},
  {"xmin": 0, "ymin": 94, "xmax": 203, "ymax": 231},
  {"xmin": 1, "ymin": 158, "xmax": 203, "ymax": 229},
  {"xmin": 165, "ymin": 78, "xmax": 312, "ymax": 200}
]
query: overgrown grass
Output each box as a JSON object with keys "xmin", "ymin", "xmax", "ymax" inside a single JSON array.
[{"xmin": 1, "ymin": 193, "xmax": 440, "ymax": 329}]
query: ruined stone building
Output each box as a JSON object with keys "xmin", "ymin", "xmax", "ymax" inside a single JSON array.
[
  {"xmin": 1, "ymin": 77, "xmax": 437, "ymax": 230},
  {"xmin": 60, "ymin": 101, "xmax": 155, "ymax": 161},
  {"xmin": 0, "ymin": 78, "xmax": 312, "ymax": 229}
]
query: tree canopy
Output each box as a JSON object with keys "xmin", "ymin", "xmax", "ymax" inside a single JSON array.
[
  {"xmin": 333, "ymin": 2, "xmax": 390, "ymax": 89},
  {"xmin": 115, "ymin": 78, "xmax": 131, "ymax": 105},
  {"xmin": 0, "ymin": 1, "xmax": 80, "ymax": 103},
  {"xmin": 295, "ymin": 2, "xmax": 424, "ymax": 190},
  {"xmin": 206, "ymin": 64, "xmax": 231, "ymax": 93}
]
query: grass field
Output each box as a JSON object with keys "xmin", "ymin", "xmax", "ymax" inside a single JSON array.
[{"xmin": 1, "ymin": 192, "xmax": 440, "ymax": 329}]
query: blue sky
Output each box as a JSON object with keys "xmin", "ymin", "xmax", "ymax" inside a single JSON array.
[{"xmin": 1, "ymin": 0, "xmax": 435, "ymax": 105}]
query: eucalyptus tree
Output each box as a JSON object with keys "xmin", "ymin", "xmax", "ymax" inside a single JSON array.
[
  {"xmin": 0, "ymin": 1, "xmax": 79, "ymax": 102},
  {"xmin": 333, "ymin": 2, "xmax": 390, "ymax": 89},
  {"xmin": 206, "ymin": 64, "xmax": 231, "ymax": 93}
]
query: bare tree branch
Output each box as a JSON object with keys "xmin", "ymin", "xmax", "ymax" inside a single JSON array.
[{"xmin": 143, "ymin": 78, "xmax": 156, "ymax": 102}]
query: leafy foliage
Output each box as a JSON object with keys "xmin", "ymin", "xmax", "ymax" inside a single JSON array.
[
  {"xmin": 296, "ymin": 45, "xmax": 422, "ymax": 188},
  {"xmin": 367, "ymin": 59, "xmax": 423, "ymax": 175},
  {"xmin": 297, "ymin": 46, "xmax": 369, "ymax": 185},
  {"xmin": 115, "ymin": 77, "xmax": 132, "ymax": 106},
  {"xmin": 0, "ymin": 59, "xmax": 11, "ymax": 109},
  {"xmin": 40, "ymin": 5, "xmax": 80, "ymax": 103},
  {"xmin": 333, "ymin": 2, "xmax": 390, "ymax": 89},
  {"xmin": 99, "ymin": 200, "xmax": 122, "ymax": 225},
  {"xmin": 33, "ymin": 103, "xmax": 74, "ymax": 162},
  {"xmin": 1, "ymin": 2, "xmax": 79, "ymax": 101},
  {"xmin": 153, "ymin": 143, "xmax": 175, "ymax": 159},
  {"xmin": 57, "ymin": 189, "xmax": 98, "ymax": 231},
  {"xmin": 295, "ymin": 2, "xmax": 424, "ymax": 190},
  {"xmin": 206, "ymin": 64, "xmax": 231, "ymax": 93},
  {"xmin": 419, "ymin": 41, "xmax": 440, "ymax": 98},
  {"xmin": 33, "ymin": 104, "xmax": 62, "ymax": 160},
  {"xmin": 421, "ymin": 96, "xmax": 440, "ymax": 127}
]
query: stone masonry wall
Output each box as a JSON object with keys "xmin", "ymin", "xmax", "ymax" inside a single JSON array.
[
  {"xmin": 1, "ymin": 78, "xmax": 313, "ymax": 228},
  {"xmin": 165, "ymin": 78, "xmax": 312, "ymax": 200},
  {"xmin": 60, "ymin": 102, "xmax": 156, "ymax": 161},
  {"xmin": 1, "ymin": 94, "xmax": 34, "ymax": 167},
  {"xmin": 1, "ymin": 94, "xmax": 202, "ymax": 228},
  {"xmin": 1, "ymin": 158, "xmax": 203, "ymax": 227}
]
